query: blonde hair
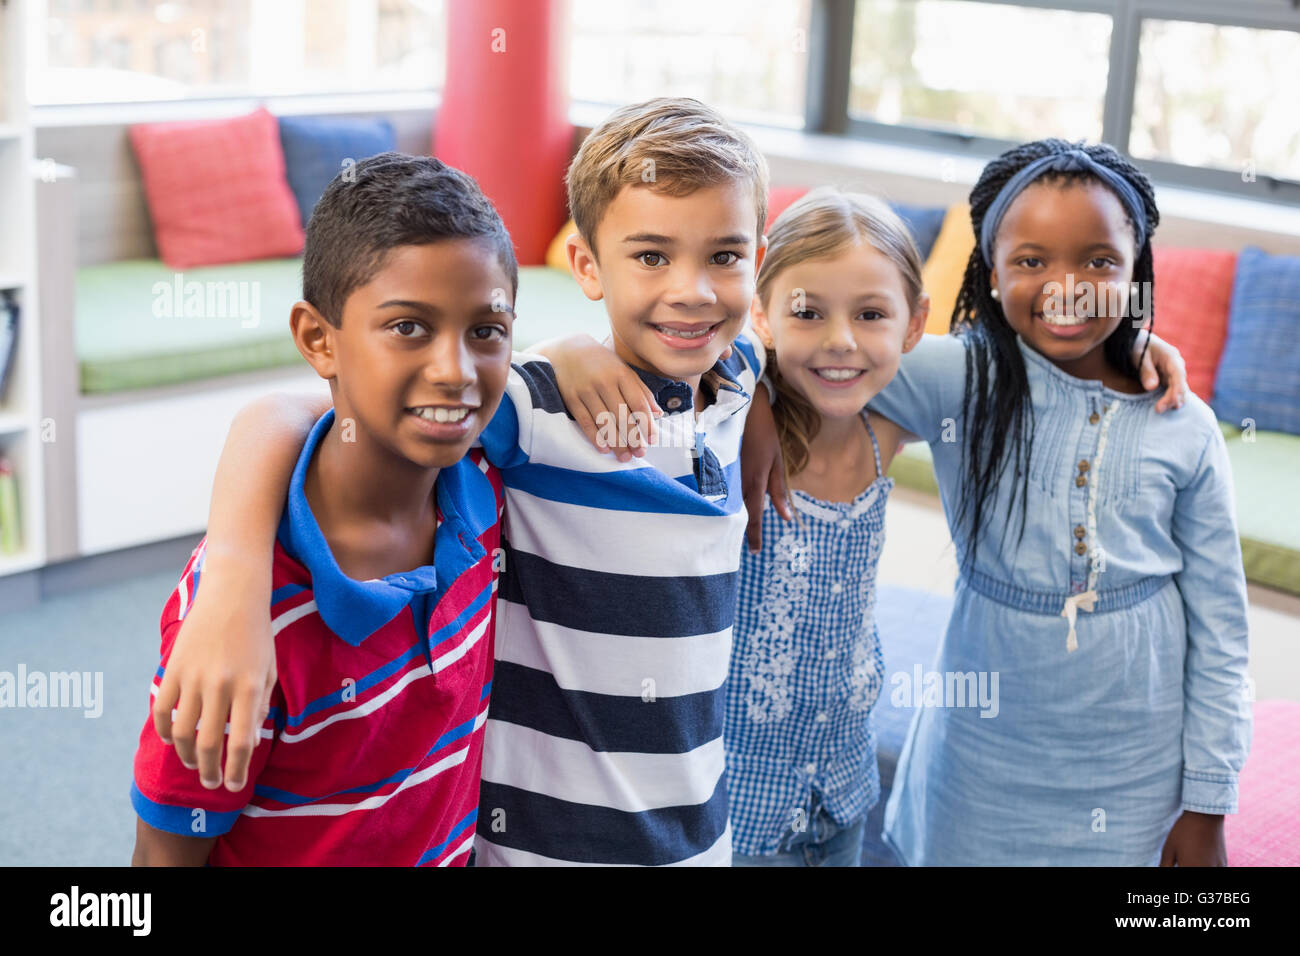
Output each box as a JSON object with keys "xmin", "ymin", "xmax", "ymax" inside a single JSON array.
[
  {"xmin": 566, "ymin": 97, "xmax": 770, "ymax": 256},
  {"xmin": 756, "ymin": 187, "xmax": 925, "ymax": 477}
]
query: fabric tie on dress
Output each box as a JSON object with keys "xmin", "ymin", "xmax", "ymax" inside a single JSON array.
[{"xmin": 1060, "ymin": 590, "xmax": 1097, "ymax": 653}]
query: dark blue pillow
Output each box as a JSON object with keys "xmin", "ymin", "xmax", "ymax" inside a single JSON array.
[
  {"xmin": 278, "ymin": 115, "xmax": 397, "ymax": 227},
  {"xmin": 1213, "ymin": 246, "xmax": 1300, "ymax": 436},
  {"xmin": 888, "ymin": 202, "xmax": 947, "ymax": 262}
]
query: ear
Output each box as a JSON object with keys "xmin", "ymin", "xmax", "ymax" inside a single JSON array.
[
  {"xmin": 749, "ymin": 293, "xmax": 775, "ymax": 350},
  {"xmin": 989, "ymin": 267, "xmax": 1000, "ymax": 300},
  {"xmin": 902, "ymin": 292, "xmax": 930, "ymax": 353},
  {"xmin": 566, "ymin": 233, "xmax": 605, "ymax": 303},
  {"xmin": 290, "ymin": 300, "xmax": 340, "ymax": 380},
  {"xmin": 752, "ymin": 233, "xmax": 768, "ymax": 278}
]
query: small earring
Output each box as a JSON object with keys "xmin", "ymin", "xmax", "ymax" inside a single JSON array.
[{"xmin": 990, "ymin": 287, "xmax": 1000, "ymax": 301}]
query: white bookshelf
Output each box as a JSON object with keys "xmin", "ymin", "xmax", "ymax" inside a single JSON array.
[{"xmin": 0, "ymin": 0, "xmax": 46, "ymax": 577}]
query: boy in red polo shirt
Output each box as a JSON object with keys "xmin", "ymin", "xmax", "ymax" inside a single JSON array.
[{"xmin": 130, "ymin": 153, "xmax": 512, "ymax": 866}]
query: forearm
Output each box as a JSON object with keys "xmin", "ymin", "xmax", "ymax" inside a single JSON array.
[{"xmin": 201, "ymin": 393, "xmax": 329, "ymax": 593}]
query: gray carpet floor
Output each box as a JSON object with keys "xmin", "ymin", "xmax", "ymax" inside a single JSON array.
[{"xmin": 1, "ymin": 569, "xmax": 180, "ymax": 866}]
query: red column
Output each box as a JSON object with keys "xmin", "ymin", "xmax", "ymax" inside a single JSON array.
[{"xmin": 434, "ymin": 0, "xmax": 572, "ymax": 265}]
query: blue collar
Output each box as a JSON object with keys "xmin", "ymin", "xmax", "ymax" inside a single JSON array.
[
  {"xmin": 628, "ymin": 351, "xmax": 748, "ymax": 415},
  {"xmin": 276, "ymin": 409, "xmax": 491, "ymax": 646}
]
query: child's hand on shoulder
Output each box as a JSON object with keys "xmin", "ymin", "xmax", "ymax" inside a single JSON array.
[
  {"xmin": 531, "ymin": 333, "xmax": 662, "ymax": 462},
  {"xmin": 1133, "ymin": 330, "xmax": 1189, "ymax": 414},
  {"xmin": 1159, "ymin": 810, "xmax": 1227, "ymax": 866}
]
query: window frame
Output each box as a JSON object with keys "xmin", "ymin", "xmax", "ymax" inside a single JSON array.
[{"xmin": 818, "ymin": 0, "xmax": 1300, "ymax": 205}]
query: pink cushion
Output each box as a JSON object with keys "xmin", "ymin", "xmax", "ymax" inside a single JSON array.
[
  {"xmin": 1151, "ymin": 247, "xmax": 1237, "ymax": 403},
  {"xmin": 130, "ymin": 107, "xmax": 304, "ymax": 269},
  {"xmin": 1225, "ymin": 700, "xmax": 1300, "ymax": 866}
]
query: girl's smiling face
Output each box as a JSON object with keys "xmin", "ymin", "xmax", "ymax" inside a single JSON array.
[
  {"xmin": 752, "ymin": 241, "xmax": 927, "ymax": 422},
  {"xmin": 990, "ymin": 179, "xmax": 1138, "ymax": 376}
]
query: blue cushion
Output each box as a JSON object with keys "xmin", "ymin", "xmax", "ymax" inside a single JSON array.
[
  {"xmin": 1213, "ymin": 246, "xmax": 1300, "ymax": 436},
  {"xmin": 278, "ymin": 115, "xmax": 397, "ymax": 227},
  {"xmin": 888, "ymin": 202, "xmax": 948, "ymax": 262}
]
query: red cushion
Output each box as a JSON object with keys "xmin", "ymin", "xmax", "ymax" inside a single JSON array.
[
  {"xmin": 1151, "ymin": 247, "xmax": 1237, "ymax": 402},
  {"xmin": 1225, "ymin": 700, "xmax": 1300, "ymax": 866},
  {"xmin": 765, "ymin": 186, "xmax": 811, "ymax": 231},
  {"xmin": 130, "ymin": 107, "xmax": 304, "ymax": 269}
]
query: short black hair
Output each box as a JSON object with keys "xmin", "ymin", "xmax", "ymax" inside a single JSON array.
[{"xmin": 302, "ymin": 152, "xmax": 518, "ymax": 326}]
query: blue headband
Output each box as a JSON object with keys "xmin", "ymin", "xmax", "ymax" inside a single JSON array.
[{"xmin": 978, "ymin": 148, "xmax": 1148, "ymax": 267}]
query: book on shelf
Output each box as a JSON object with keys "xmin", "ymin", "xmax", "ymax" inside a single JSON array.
[
  {"xmin": 0, "ymin": 456, "xmax": 19, "ymax": 555},
  {"xmin": 0, "ymin": 289, "xmax": 18, "ymax": 402}
]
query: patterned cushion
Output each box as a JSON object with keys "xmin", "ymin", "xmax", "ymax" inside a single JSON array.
[
  {"xmin": 129, "ymin": 107, "xmax": 304, "ymax": 269},
  {"xmin": 1214, "ymin": 246, "xmax": 1300, "ymax": 435},
  {"xmin": 278, "ymin": 115, "xmax": 396, "ymax": 227},
  {"xmin": 1151, "ymin": 247, "xmax": 1237, "ymax": 402}
]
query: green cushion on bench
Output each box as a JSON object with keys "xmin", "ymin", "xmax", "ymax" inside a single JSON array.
[
  {"xmin": 888, "ymin": 428, "xmax": 1300, "ymax": 596},
  {"xmin": 76, "ymin": 260, "xmax": 610, "ymax": 394},
  {"xmin": 76, "ymin": 258, "xmax": 305, "ymax": 393},
  {"xmin": 1218, "ymin": 422, "xmax": 1300, "ymax": 595}
]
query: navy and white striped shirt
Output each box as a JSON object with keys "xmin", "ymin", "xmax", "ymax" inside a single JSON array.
[{"xmin": 474, "ymin": 334, "xmax": 762, "ymax": 866}]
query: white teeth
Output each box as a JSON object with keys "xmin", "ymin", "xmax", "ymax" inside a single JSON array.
[
  {"xmin": 655, "ymin": 324, "xmax": 712, "ymax": 339},
  {"xmin": 813, "ymin": 368, "xmax": 863, "ymax": 381},
  {"xmin": 1041, "ymin": 315, "xmax": 1089, "ymax": 326},
  {"xmin": 411, "ymin": 406, "xmax": 470, "ymax": 423}
]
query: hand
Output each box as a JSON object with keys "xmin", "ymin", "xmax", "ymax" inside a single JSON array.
[
  {"xmin": 542, "ymin": 334, "xmax": 662, "ymax": 462},
  {"xmin": 153, "ymin": 561, "xmax": 276, "ymax": 793},
  {"xmin": 740, "ymin": 382, "xmax": 794, "ymax": 552},
  {"xmin": 1133, "ymin": 329, "xmax": 1188, "ymax": 414},
  {"xmin": 1159, "ymin": 810, "xmax": 1226, "ymax": 866}
]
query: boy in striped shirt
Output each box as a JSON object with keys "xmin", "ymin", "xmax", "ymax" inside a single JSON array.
[
  {"xmin": 131, "ymin": 154, "xmax": 513, "ymax": 866},
  {"xmin": 150, "ymin": 99, "xmax": 777, "ymax": 865}
]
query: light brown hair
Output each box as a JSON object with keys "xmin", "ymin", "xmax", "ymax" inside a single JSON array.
[
  {"xmin": 756, "ymin": 187, "xmax": 925, "ymax": 477},
  {"xmin": 566, "ymin": 97, "xmax": 770, "ymax": 256}
]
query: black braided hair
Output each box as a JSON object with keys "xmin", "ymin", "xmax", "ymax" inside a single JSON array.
[{"xmin": 949, "ymin": 138, "xmax": 1161, "ymax": 571}]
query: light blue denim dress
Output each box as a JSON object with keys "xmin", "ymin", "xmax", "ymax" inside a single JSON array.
[
  {"xmin": 726, "ymin": 411, "xmax": 891, "ymax": 861},
  {"xmin": 867, "ymin": 334, "xmax": 1252, "ymax": 866}
]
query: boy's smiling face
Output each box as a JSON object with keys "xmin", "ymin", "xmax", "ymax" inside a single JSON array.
[
  {"xmin": 567, "ymin": 181, "xmax": 765, "ymax": 388},
  {"xmin": 292, "ymin": 239, "xmax": 514, "ymax": 471}
]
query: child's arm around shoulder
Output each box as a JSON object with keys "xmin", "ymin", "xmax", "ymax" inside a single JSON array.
[{"xmin": 153, "ymin": 391, "xmax": 328, "ymax": 794}]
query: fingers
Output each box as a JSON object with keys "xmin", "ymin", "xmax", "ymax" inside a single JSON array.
[
  {"xmin": 569, "ymin": 390, "xmax": 603, "ymax": 450},
  {"xmin": 767, "ymin": 451, "xmax": 793, "ymax": 523},
  {"xmin": 1139, "ymin": 349, "xmax": 1159, "ymax": 392},
  {"xmin": 594, "ymin": 380, "xmax": 635, "ymax": 463},
  {"xmin": 152, "ymin": 668, "xmax": 181, "ymax": 745},
  {"xmin": 168, "ymin": 677, "xmax": 201, "ymax": 772},
  {"xmin": 621, "ymin": 380, "xmax": 661, "ymax": 458},
  {"xmin": 223, "ymin": 685, "xmax": 264, "ymax": 793},
  {"xmin": 193, "ymin": 681, "xmax": 232, "ymax": 790}
]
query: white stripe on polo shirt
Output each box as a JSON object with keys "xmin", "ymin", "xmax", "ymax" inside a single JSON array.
[
  {"xmin": 474, "ymin": 331, "xmax": 764, "ymax": 867},
  {"xmin": 492, "ymin": 612, "xmax": 732, "ymax": 698},
  {"xmin": 480, "ymin": 718, "xmax": 727, "ymax": 812},
  {"xmin": 500, "ymin": 488, "xmax": 747, "ymax": 578}
]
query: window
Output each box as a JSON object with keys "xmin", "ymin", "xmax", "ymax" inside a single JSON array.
[
  {"xmin": 833, "ymin": 0, "xmax": 1300, "ymax": 203},
  {"xmin": 849, "ymin": 1, "xmax": 1112, "ymax": 144},
  {"xmin": 569, "ymin": 0, "xmax": 814, "ymax": 129},
  {"xmin": 1130, "ymin": 18, "xmax": 1300, "ymax": 182},
  {"xmin": 29, "ymin": 0, "xmax": 445, "ymax": 105}
]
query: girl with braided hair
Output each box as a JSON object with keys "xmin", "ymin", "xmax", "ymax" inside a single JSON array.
[{"xmin": 859, "ymin": 139, "xmax": 1252, "ymax": 865}]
